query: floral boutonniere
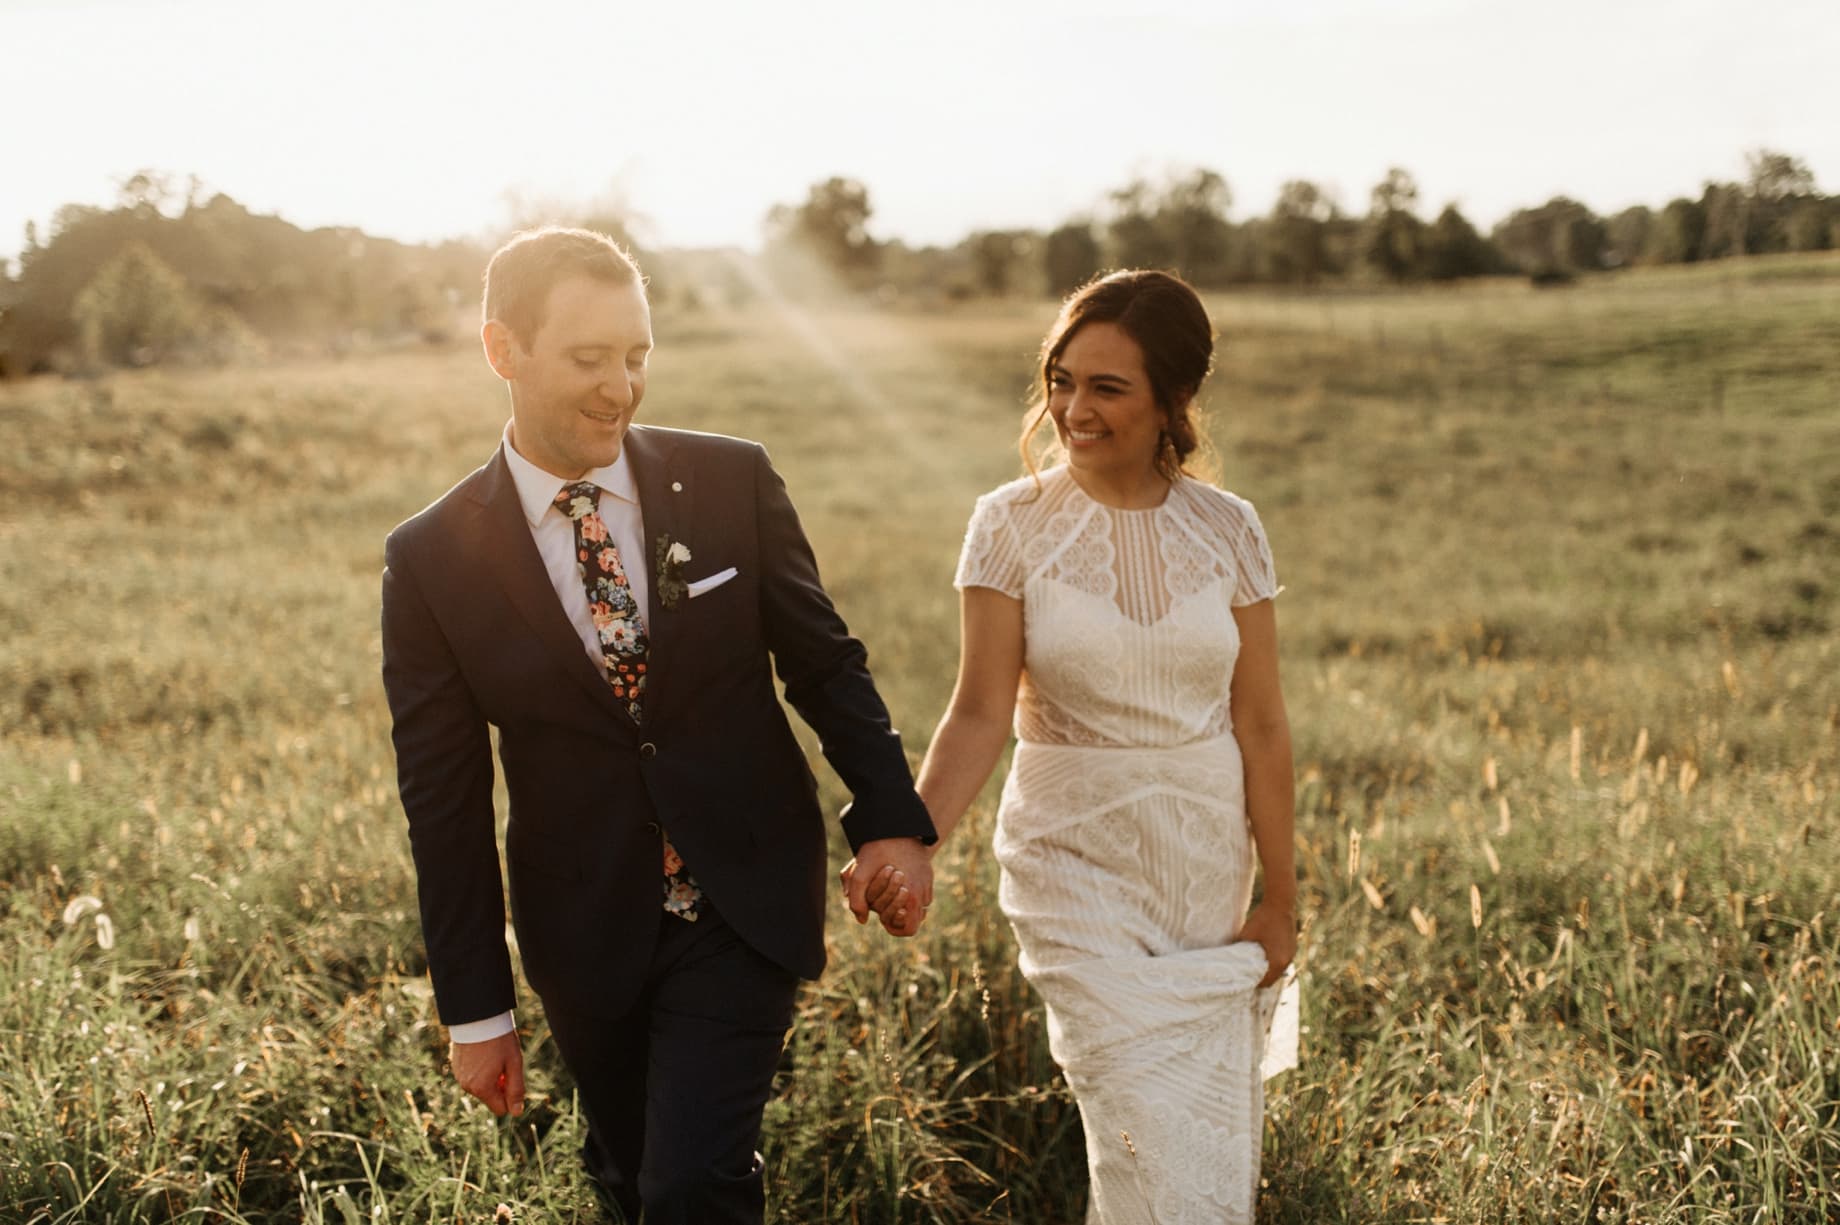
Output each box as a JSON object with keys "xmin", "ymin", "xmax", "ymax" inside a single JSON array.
[{"xmin": 655, "ymin": 536, "xmax": 692, "ymax": 609}]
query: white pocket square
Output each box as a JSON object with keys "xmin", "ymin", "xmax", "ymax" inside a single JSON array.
[{"xmin": 686, "ymin": 567, "xmax": 739, "ymax": 598}]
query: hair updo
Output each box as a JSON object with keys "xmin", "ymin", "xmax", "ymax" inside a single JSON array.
[{"xmin": 1021, "ymin": 269, "xmax": 1217, "ymax": 483}]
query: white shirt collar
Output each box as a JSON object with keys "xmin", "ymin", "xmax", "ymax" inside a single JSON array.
[{"xmin": 501, "ymin": 421, "xmax": 640, "ymax": 528}]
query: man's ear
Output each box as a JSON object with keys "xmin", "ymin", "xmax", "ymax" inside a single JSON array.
[{"xmin": 482, "ymin": 319, "xmax": 519, "ymax": 380}]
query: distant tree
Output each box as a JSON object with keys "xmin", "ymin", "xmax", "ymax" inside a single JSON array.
[
  {"xmin": 869, "ymin": 240, "xmax": 967, "ymax": 300},
  {"xmin": 1552, "ymin": 206, "xmax": 1607, "ymax": 273},
  {"xmin": 1090, "ymin": 169, "xmax": 1235, "ymax": 284},
  {"xmin": 1645, "ymin": 197, "xmax": 1706, "ymax": 263},
  {"xmin": 1421, "ymin": 205, "xmax": 1498, "ymax": 280},
  {"xmin": 965, "ymin": 230, "xmax": 1038, "ymax": 296},
  {"xmin": 1699, "ymin": 182, "xmax": 1751, "ymax": 259},
  {"xmin": 1606, "ymin": 206, "xmax": 1653, "ymax": 267},
  {"xmin": 1359, "ymin": 167, "xmax": 1427, "ymax": 281},
  {"xmin": 1044, "ymin": 220, "xmax": 1102, "ymax": 296},
  {"xmin": 71, "ymin": 240, "xmax": 210, "ymax": 367},
  {"xmin": 1224, "ymin": 217, "xmax": 1267, "ymax": 283},
  {"xmin": 1159, "ymin": 168, "xmax": 1234, "ymax": 286},
  {"xmin": 1740, "ymin": 150, "xmax": 1823, "ymax": 253},
  {"xmin": 1493, "ymin": 197, "xmax": 1605, "ymax": 277},
  {"xmin": 0, "ymin": 257, "xmax": 15, "ymax": 376},
  {"xmin": 1265, "ymin": 180, "xmax": 1337, "ymax": 283},
  {"xmin": 1746, "ymin": 149, "xmax": 1816, "ymax": 202},
  {"xmin": 1783, "ymin": 198, "xmax": 1836, "ymax": 252},
  {"xmin": 3, "ymin": 203, "xmax": 132, "ymax": 369},
  {"xmin": 114, "ymin": 169, "xmax": 183, "ymax": 218},
  {"xmin": 764, "ymin": 177, "xmax": 882, "ymax": 287},
  {"xmin": 1106, "ymin": 179, "xmax": 1175, "ymax": 270},
  {"xmin": 0, "ymin": 180, "xmax": 482, "ymax": 374}
]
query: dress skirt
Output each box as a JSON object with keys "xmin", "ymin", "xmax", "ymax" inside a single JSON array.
[{"xmin": 994, "ymin": 734, "xmax": 1300, "ymax": 1225}]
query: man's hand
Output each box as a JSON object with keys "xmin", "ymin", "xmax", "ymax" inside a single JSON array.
[
  {"xmin": 1234, "ymin": 900, "xmax": 1298, "ymax": 989},
  {"xmin": 845, "ymin": 837, "xmax": 933, "ymax": 937},
  {"xmin": 449, "ymin": 1030, "xmax": 525, "ymax": 1116}
]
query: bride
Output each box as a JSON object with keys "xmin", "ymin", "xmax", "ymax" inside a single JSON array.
[{"xmin": 859, "ymin": 269, "xmax": 1300, "ymax": 1222}]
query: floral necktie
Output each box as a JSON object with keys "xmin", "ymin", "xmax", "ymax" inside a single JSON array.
[{"xmin": 554, "ymin": 481, "xmax": 706, "ymax": 922}]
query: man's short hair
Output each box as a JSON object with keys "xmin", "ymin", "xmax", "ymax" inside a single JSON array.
[{"xmin": 483, "ymin": 227, "xmax": 644, "ymax": 347}]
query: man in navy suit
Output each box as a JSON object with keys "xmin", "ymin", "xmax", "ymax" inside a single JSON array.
[{"xmin": 381, "ymin": 227, "xmax": 934, "ymax": 1222}]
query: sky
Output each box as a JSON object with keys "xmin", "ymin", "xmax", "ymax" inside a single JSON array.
[{"xmin": 7, "ymin": 0, "xmax": 1838, "ymax": 261}]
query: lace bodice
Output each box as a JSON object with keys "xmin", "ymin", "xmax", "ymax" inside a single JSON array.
[{"xmin": 954, "ymin": 466, "xmax": 1277, "ymax": 749}]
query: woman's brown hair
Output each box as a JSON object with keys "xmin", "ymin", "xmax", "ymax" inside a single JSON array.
[{"xmin": 1021, "ymin": 269, "xmax": 1217, "ymax": 483}]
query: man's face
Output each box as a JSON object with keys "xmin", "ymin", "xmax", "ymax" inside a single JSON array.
[{"xmin": 488, "ymin": 275, "xmax": 653, "ymax": 479}]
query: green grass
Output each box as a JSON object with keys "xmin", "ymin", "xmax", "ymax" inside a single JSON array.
[{"xmin": 2, "ymin": 258, "xmax": 1837, "ymax": 1221}]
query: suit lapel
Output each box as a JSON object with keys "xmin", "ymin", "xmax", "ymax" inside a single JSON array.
[
  {"xmin": 471, "ymin": 446, "xmax": 628, "ymax": 723},
  {"xmin": 624, "ymin": 426, "xmax": 689, "ymax": 697}
]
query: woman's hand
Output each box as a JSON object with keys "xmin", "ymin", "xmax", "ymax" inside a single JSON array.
[{"xmin": 1235, "ymin": 900, "xmax": 1297, "ymax": 989}]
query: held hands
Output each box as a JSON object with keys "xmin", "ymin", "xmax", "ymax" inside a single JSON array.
[
  {"xmin": 449, "ymin": 1029, "xmax": 525, "ymax": 1117},
  {"xmin": 1235, "ymin": 899, "xmax": 1299, "ymax": 989},
  {"xmin": 841, "ymin": 836, "xmax": 934, "ymax": 938}
]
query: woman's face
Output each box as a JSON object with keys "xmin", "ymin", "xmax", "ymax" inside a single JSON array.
[{"xmin": 1047, "ymin": 322, "xmax": 1168, "ymax": 482}]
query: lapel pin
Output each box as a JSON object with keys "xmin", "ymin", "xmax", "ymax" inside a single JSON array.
[{"xmin": 671, "ymin": 481, "xmax": 683, "ymax": 492}]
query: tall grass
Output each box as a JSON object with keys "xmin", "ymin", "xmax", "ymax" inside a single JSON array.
[{"xmin": 2, "ymin": 257, "xmax": 1836, "ymax": 1221}]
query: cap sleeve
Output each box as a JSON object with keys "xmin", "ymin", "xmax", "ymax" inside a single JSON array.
[
  {"xmin": 953, "ymin": 491, "xmax": 1024, "ymax": 598},
  {"xmin": 1227, "ymin": 496, "xmax": 1278, "ymax": 606}
]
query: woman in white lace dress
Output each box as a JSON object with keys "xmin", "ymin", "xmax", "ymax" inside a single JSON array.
[{"xmin": 861, "ymin": 270, "xmax": 1299, "ymax": 1222}]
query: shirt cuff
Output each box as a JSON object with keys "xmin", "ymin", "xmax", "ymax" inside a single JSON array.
[{"xmin": 447, "ymin": 1011, "xmax": 516, "ymax": 1044}]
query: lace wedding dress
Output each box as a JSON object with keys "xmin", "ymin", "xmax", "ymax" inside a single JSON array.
[{"xmin": 955, "ymin": 465, "xmax": 1301, "ymax": 1224}]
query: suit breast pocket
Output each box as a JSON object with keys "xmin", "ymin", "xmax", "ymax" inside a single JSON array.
[
  {"xmin": 674, "ymin": 569, "xmax": 755, "ymax": 639},
  {"xmin": 685, "ymin": 567, "xmax": 740, "ymax": 600}
]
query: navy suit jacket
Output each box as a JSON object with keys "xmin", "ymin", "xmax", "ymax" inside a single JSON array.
[{"xmin": 381, "ymin": 424, "xmax": 934, "ymax": 1024}]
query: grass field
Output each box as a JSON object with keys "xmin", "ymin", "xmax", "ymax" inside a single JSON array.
[{"xmin": 2, "ymin": 253, "xmax": 1838, "ymax": 1222}]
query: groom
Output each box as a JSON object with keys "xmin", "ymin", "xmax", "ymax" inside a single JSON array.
[{"xmin": 381, "ymin": 226, "xmax": 934, "ymax": 1223}]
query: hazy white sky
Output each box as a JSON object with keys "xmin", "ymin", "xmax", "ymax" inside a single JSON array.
[{"xmin": 7, "ymin": 0, "xmax": 1837, "ymax": 260}]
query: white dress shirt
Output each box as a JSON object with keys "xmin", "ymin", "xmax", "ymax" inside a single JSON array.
[{"xmin": 448, "ymin": 423, "xmax": 651, "ymax": 1045}]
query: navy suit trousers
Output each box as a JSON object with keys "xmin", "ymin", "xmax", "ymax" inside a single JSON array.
[{"xmin": 544, "ymin": 905, "xmax": 799, "ymax": 1224}]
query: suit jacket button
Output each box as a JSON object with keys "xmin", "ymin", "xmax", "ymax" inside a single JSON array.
[
  {"xmin": 645, "ymin": 821, "xmax": 661, "ymax": 835},
  {"xmin": 639, "ymin": 741, "xmax": 657, "ymax": 759}
]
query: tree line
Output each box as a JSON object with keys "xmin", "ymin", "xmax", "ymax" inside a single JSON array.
[
  {"xmin": 762, "ymin": 151, "xmax": 1837, "ymax": 299},
  {"xmin": 2, "ymin": 153, "xmax": 1834, "ymax": 376},
  {"xmin": 0, "ymin": 173, "xmax": 483, "ymax": 377}
]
